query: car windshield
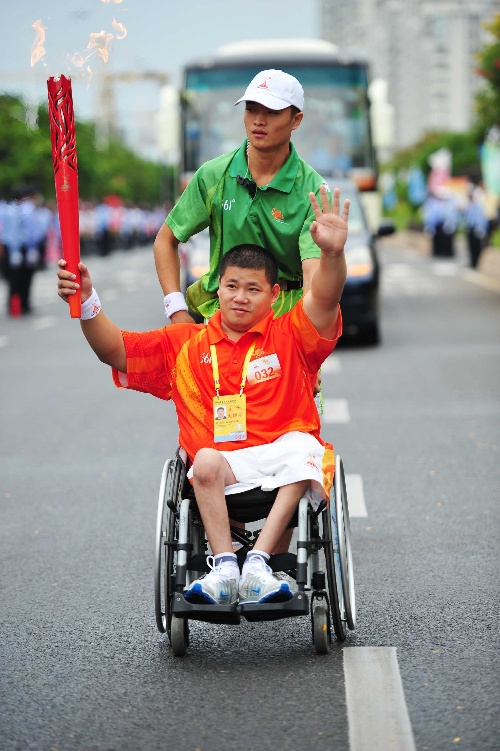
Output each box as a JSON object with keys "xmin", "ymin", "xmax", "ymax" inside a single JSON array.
[{"xmin": 333, "ymin": 185, "xmax": 365, "ymax": 234}]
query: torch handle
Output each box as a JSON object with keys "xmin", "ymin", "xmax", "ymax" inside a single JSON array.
[
  {"xmin": 54, "ymin": 169, "xmax": 81, "ymax": 318},
  {"xmin": 47, "ymin": 75, "xmax": 82, "ymax": 318}
]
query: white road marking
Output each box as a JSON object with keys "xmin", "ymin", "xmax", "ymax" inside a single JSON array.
[
  {"xmin": 344, "ymin": 647, "xmax": 416, "ymax": 751},
  {"xmin": 432, "ymin": 262, "xmax": 459, "ymax": 276},
  {"xmin": 322, "ymin": 398, "xmax": 350, "ymax": 423},
  {"xmin": 382, "ymin": 263, "xmax": 446, "ymax": 296},
  {"xmin": 320, "ymin": 355, "xmax": 341, "ymax": 374},
  {"xmin": 345, "ymin": 474, "xmax": 367, "ymax": 518},
  {"xmin": 0, "ymin": 335, "xmax": 9, "ymax": 348},
  {"xmin": 32, "ymin": 316, "xmax": 55, "ymax": 331}
]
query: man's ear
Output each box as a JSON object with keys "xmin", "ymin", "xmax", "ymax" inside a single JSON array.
[
  {"xmin": 271, "ymin": 283, "xmax": 281, "ymax": 303},
  {"xmin": 291, "ymin": 111, "xmax": 303, "ymax": 131}
]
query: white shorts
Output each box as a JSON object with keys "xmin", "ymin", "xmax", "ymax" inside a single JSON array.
[{"xmin": 187, "ymin": 431, "xmax": 329, "ymax": 510}]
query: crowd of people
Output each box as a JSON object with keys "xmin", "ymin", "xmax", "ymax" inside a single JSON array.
[
  {"xmin": 0, "ymin": 185, "xmax": 167, "ymax": 316},
  {"xmin": 423, "ymin": 182, "xmax": 498, "ymax": 268}
]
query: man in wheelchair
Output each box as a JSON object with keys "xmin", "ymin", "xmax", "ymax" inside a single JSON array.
[{"xmin": 57, "ymin": 185, "xmax": 349, "ymax": 608}]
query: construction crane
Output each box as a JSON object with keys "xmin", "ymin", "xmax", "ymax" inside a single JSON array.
[{"xmin": 0, "ymin": 68, "xmax": 170, "ymax": 147}]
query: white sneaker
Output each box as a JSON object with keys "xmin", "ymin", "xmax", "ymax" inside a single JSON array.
[
  {"xmin": 184, "ymin": 557, "xmax": 239, "ymax": 606},
  {"xmin": 239, "ymin": 555, "xmax": 293, "ymax": 604}
]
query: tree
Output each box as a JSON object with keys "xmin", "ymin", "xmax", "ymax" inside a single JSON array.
[
  {"xmin": 474, "ymin": 13, "xmax": 500, "ymax": 138},
  {"xmin": 0, "ymin": 94, "xmax": 163, "ymax": 205},
  {"xmin": 0, "ymin": 96, "xmax": 53, "ymax": 198},
  {"xmin": 382, "ymin": 131, "xmax": 482, "ymax": 181}
]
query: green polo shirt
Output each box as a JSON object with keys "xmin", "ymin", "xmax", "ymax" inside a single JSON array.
[{"xmin": 166, "ymin": 140, "xmax": 330, "ymax": 294}]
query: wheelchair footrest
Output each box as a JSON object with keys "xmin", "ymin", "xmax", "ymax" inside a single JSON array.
[
  {"xmin": 239, "ymin": 592, "xmax": 309, "ymax": 622},
  {"xmin": 171, "ymin": 593, "xmax": 241, "ymax": 625},
  {"xmin": 268, "ymin": 553, "xmax": 297, "ymax": 573}
]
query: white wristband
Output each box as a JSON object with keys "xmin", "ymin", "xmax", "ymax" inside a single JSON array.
[
  {"xmin": 81, "ymin": 288, "xmax": 102, "ymax": 320},
  {"xmin": 164, "ymin": 291, "xmax": 188, "ymax": 319}
]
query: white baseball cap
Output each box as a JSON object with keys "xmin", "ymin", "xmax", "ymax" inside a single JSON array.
[{"xmin": 235, "ymin": 69, "xmax": 304, "ymax": 111}]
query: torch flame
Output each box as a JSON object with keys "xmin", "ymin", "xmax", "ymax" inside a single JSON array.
[
  {"xmin": 87, "ymin": 30, "xmax": 114, "ymax": 63},
  {"xmin": 31, "ymin": 19, "xmax": 47, "ymax": 67},
  {"xmin": 112, "ymin": 19, "xmax": 127, "ymax": 40},
  {"xmin": 68, "ymin": 51, "xmax": 91, "ymax": 69}
]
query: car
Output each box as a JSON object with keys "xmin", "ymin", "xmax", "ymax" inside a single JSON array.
[
  {"xmin": 180, "ymin": 228, "xmax": 210, "ymax": 300},
  {"xmin": 180, "ymin": 180, "xmax": 394, "ymax": 342},
  {"xmin": 334, "ymin": 178, "xmax": 394, "ymax": 345}
]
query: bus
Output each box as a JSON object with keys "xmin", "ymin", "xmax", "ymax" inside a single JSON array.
[{"xmin": 180, "ymin": 38, "xmax": 381, "ymax": 227}]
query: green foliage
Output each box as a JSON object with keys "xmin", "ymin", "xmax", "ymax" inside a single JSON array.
[
  {"xmin": 0, "ymin": 96, "xmax": 52, "ymax": 197},
  {"xmin": 491, "ymin": 227, "xmax": 500, "ymax": 248},
  {"xmin": 474, "ymin": 14, "xmax": 500, "ymax": 137},
  {"xmin": 382, "ymin": 200, "xmax": 418, "ymax": 231},
  {"xmin": 0, "ymin": 94, "xmax": 163, "ymax": 205},
  {"xmin": 383, "ymin": 131, "xmax": 482, "ymax": 180}
]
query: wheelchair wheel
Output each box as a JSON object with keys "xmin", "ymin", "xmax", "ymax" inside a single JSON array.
[
  {"xmin": 154, "ymin": 454, "xmax": 186, "ymax": 638},
  {"xmin": 335, "ymin": 456, "xmax": 356, "ymax": 630},
  {"xmin": 322, "ymin": 456, "xmax": 356, "ymax": 641},
  {"xmin": 170, "ymin": 614, "xmax": 189, "ymax": 657},
  {"xmin": 322, "ymin": 505, "xmax": 346, "ymax": 641},
  {"xmin": 312, "ymin": 602, "xmax": 330, "ymax": 655}
]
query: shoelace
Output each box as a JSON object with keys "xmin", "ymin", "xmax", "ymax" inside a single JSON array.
[
  {"xmin": 205, "ymin": 555, "xmax": 237, "ymax": 582},
  {"xmin": 244, "ymin": 555, "xmax": 274, "ymax": 577}
]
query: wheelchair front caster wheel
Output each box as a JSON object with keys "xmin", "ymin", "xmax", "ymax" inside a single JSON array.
[
  {"xmin": 170, "ymin": 615, "xmax": 189, "ymax": 656},
  {"xmin": 312, "ymin": 603, "xmax": 330, "ymax": 654}
]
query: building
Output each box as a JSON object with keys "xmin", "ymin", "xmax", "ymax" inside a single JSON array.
[{"xmin": 320, "ymin": 0, "xmax": 500, "ymax": 149}]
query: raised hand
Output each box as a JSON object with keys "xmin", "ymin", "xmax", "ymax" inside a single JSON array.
[
  {"xmin": 309, "ymin": 184, "xmax": 350, "ymax": 256},
  {"xmin": 57, "ymin": 260, "xmax": 93, "ymax": 304}
]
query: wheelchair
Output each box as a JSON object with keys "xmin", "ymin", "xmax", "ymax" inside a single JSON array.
[{"xmin": 154, "ymin": 447, "xmax": 355, "ymax": 656}]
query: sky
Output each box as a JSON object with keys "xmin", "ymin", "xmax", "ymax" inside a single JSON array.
[{"xmin": 0, "ymin": 0, "xmax": 318, "ymax": 130}]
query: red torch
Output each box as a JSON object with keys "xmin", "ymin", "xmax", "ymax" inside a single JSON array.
[{"xmin": 47, "ymin": 75, "xmax": 81, "ymax": 318}]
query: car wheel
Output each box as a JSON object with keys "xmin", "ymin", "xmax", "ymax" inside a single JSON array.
[{"xmin": 362, "ymin": 321, "xmax": 380, "ymax": 345}]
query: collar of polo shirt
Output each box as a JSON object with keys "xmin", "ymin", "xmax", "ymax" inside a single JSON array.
[{"xmin": 229, "ymin": 140, "xmax": 299, "ymax": 194}]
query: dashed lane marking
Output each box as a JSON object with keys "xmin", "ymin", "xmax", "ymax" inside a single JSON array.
[
  {"xmin": 432, "ymin": 262, "xmax": 459, "ymax": 276},
  {"xmin": 0, "ymin": 335, "xmax": 9, "ymax": 348},
  {"xmin": 322, "ymin": 398, "xmax": 350, "ymax": 423},
  {"xmin": 345, "ymin": 474, "xmax": 367, "ymax": 518},
  {"xmin": 344, "ymin": 647, "xmax": 416, "ymax": 751},
  {"xmin": 381, "ymin": 261, "xmax": 461, "ymax": 296}
]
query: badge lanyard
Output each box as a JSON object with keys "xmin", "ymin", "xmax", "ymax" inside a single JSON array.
[
  {"xmin": 210, "ymin": 340, "xmax": 255, "ymax": 442},
  {"xmin": 210, "ymin": 341, "xmax": 256, "ymax": 396}
]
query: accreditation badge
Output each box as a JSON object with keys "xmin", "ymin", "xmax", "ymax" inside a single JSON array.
[{"xmin": 213, "ymin": 395, "xmax": 247, "ymax": 442}]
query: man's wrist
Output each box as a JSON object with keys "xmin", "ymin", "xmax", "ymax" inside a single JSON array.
[
  {"xmin": 164, "ymin": 291, "xmax": 188, "ymax": 319},
  {"xmin": 81, "ymin": 288, "xmax": 101, "ymax": 320}
]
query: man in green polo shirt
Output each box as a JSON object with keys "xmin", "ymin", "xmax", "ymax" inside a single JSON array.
[{"xmin": 154, "ymin": 68, "xmax": 331, "ymax": 321}]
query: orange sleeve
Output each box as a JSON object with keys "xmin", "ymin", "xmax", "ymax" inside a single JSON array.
[
  {"xmin": 112, "ymin": 323, "xmax": 202, "ymax": 402},
  {"xmin": 287, "ymin": 299, "xmax": 342, "ymax": 374}
]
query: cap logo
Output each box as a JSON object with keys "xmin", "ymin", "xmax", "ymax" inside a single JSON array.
[{"xmin": 257, "ymin": 78, "xmax": 270, "ymax": 89}]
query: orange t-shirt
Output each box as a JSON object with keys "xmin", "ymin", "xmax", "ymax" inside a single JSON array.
[{"xmin": 112, "ymin": 300, "xmax": 341, "ymax": 462}]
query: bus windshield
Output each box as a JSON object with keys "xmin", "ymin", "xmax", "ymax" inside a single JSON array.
[{"xmin": 182, "ymin": 65, "xmax": 375, "ymax": 180}]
